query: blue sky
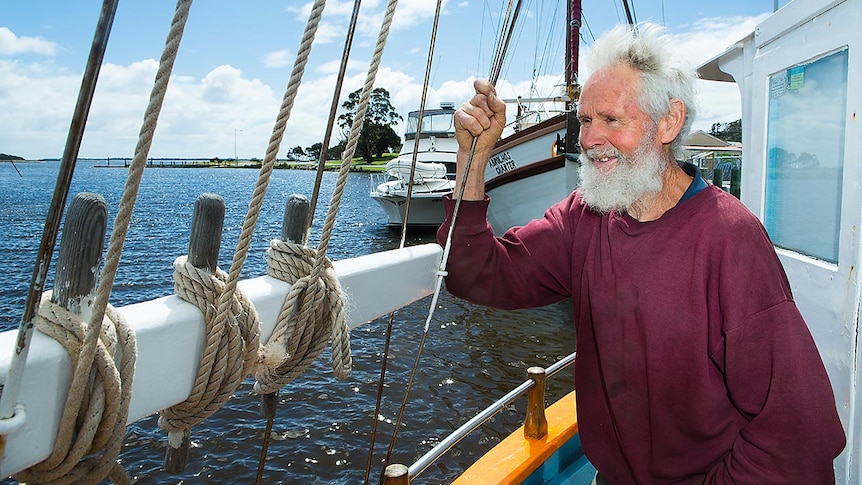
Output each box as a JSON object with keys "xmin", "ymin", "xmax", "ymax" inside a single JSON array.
[{"xmin": 1, "ymin": 0, "xmax": 783, "ymax": 159}]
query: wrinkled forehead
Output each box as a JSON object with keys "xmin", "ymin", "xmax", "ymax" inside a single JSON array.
[{"xmin": 577, "ymin": 65, "xmax": 644, "ymax": 116}]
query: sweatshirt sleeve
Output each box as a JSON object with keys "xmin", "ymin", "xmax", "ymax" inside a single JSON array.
[
  {"xmin": 704, "ymin": 301, "xmax": 845, "ymax": 483},
  {"xmin": 435, "ymin": 195, "xmax": 573, "ymax": 309},
  {"xmin": 701, "ymin": 206, "xmax": 846, "ymax": 483}
]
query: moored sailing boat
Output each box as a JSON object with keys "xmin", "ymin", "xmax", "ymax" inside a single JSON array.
[{"xmin": 483, "ymin": 0, "xmax": 583, "ymax": 235}]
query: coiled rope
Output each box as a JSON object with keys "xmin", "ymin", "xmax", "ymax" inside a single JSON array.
[
  {"xmin": 159, "ymin": 256, "xmax": 261, "ymax": 436},
  {"xmin": 254, "ymin": 0, "xmax": 402, "ymax": 394},
  {"xmin": 14, "ymin": 0, "xmax": 197, "ymax": 480},
  {"xmin": 254, "ymin": 239, "xmax": 346, "ymax": 393},
  {"xmin": 13, "ymin": 294, "xmax": 136, "ymax": 485},
  {"xmin": 158, "ymin": 0, "xmax": 327, "ymax": 459}
]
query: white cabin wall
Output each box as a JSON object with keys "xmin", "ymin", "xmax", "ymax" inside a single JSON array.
[{"xmin": 701, "ymin": 0, "xmax": 861, "ymax": 481}]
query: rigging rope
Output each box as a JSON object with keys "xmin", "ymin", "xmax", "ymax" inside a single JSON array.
[
  {"xmin": 15, "ymin": 0, "xmax": 192, "ymax": 480},
  {"xmin": 160, "ymin": 0, "xmax": 326, "ymax": 460},
  {"xmin": 0, "ymin": 0, "xmax": 120, "ymax": 430},
  {"xmin": 255, "ymin": 0, "xmax": 403, "ymax": 394}
]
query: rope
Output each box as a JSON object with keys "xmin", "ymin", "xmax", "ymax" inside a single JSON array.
[
  {"xmin": 376, "ymin": 1, "xmax": 523, "ymax": 476},
  {"xmin": 156, "ymin": 0, "xmax": 326, "ymax": 452},
  {"xmin": 254, "ymin": 240, "xmax": 346, "ymax": 393},
  {"xmin": 13, "ymin": 0, "xmax": 192, "ymax": 480},
  {"xmin": 365, "ymin": 2, "xmax": 443, "ymax": 482},
  {"xmin": 254, "ymin": 0, "xmax": 402, "ymax": 394},
  {"xmin": 158, "ymin": 256, "xmax": 261, "ymax": 436},
  {"xmin": 13, "ymin": 293, "xmax": 136, "ymax": 485}
]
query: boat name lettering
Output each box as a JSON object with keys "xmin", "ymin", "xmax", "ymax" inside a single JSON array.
[{"xmin": 489, "ymin": 151, "xmax": 516, "ymax": 175}]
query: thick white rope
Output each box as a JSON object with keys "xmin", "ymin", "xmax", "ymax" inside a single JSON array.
[
  {"xmin": 254, "ymin": 0, "xmax": 401, "ymax": 394},
  {"xmin": 16, "ymin": 0, "xmax": 193, "ymax": 481},
  {"xmin": 14, "ymin": 293, "xmax": 135, "ymax": 485},
  {"xmin": 159, "ymin": 0, "xmax": 327, "ymax": 445},
  {"xmin": 158, "ymin": 256, "xmax": 261, "ymax": 438},
  {"xmin": 255, "ymin": 240, "xmax": 345, "ymax": 393}
]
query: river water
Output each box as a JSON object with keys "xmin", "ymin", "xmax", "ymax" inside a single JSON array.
[{"xmin": 0, "ymin": 161, "xmax": 575, "ymax": 484}]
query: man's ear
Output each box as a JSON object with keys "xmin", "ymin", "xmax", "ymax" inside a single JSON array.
[{"xmin": 657, "ymin": 99, "xmax": 686, "ymax": 144}]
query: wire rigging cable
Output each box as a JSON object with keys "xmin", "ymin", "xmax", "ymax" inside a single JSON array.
[{"xmin": 374, "ymin": 1, "xmax": 526, "ymax": 482}]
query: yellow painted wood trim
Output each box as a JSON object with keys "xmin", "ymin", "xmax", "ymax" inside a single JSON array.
[{"xmin": 451, "ymin": 391, "xmax": 579, "ymax": 485}]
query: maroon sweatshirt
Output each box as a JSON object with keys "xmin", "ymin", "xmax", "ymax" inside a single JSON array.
[{"xmin": 437, "ymin": 185, "xmax": 845, "ymax": 484}]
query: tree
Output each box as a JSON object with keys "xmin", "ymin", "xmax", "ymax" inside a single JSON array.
[
  {"xmin": 337, "ymin": 87, "xmax": 402, "ymax": 164},
  {"xmin": 306, "ymin": 142, "xmax": 323, "ymax": 161},
  {"xmin": 708, "ymin": 119, "xmax": 742, "ymax": 143},
  {"xmin": 287, "ymin": 145, "xmax": 306, "ymax": 161}
]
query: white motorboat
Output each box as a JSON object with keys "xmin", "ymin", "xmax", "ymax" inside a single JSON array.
[{"xmin": 370, "ymin": 103, "xmax": 457, "ymax": 227}]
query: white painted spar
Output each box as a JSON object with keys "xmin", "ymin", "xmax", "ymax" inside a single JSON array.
[{"xmin": 0, "ymin": 243, "xmax": 443, "ymax": 477}]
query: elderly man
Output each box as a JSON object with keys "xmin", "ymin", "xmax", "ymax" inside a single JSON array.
[{"xmin": 437, "ymin": 23, "xmax": 845, "ymax": 483}]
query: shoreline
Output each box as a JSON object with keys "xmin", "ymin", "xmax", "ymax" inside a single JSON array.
[{"xmin": 1, "ymin": 158, "xmax": 389, "ymax": 173}]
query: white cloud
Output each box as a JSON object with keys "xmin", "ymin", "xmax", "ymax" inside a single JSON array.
[
  {"xmin": 263, "ymin": 49, "xmax": 293, "ymax": 69},
  {"xmin": 0, "ymin": 27, "xmax": 58, "ymax": 57},
  {"xmin": 0, "ymin": 12, "xmax": 768, "ymax": 159}
]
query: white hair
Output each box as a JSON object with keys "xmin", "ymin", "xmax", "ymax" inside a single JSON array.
[{"xmin": 587, "ymin": 22, "xmax": 699, "ymax": 159}]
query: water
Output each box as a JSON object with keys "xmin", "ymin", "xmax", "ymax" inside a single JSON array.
[{"xmin": 0, "ymin": 161, "xmax": 575, "ymax": 484}]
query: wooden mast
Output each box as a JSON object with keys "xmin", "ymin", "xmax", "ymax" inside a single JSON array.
[{"xmin": 565, "ymin": 0, "xmax": 582, "ymax": 155}]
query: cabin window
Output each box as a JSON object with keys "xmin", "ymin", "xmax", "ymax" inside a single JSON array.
[
  {"xmin": 405, "ymin": 111, "xmax": 455, "ymax": 138},
  {"xmin": 764, "ymin": 49, "xmax": 848, "ymax": 263}
]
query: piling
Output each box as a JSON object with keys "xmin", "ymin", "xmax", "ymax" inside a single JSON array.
[
  {"xmin": 712, "ymin": 168, "xmax": 724, "ymax": 191},
  {"xmin": 730, "ymin": 168, "xmax": 741, "ymax": 199}
]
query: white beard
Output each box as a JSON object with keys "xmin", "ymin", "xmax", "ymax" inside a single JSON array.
[{"xmin": 577, "ymin": 135, "xmax": 667, "ymax": 214}]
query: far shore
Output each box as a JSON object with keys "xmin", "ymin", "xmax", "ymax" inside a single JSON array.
[{"xmin": 0, "ymin": 157, "xmax": 393, "ymax": 173}]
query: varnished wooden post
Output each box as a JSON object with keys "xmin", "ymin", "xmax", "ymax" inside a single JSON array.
[
  {"xmin": 382, "ymin": 463, "xmax": 410, "ymax": 484},
  {"xmin": 53, "ymin": 192, "xmax": 108, "ymax": 311},
  {"xmin": 165, "ymin": 193, "xmax": 225, "ymax": 473},
  {"xmin": 524, "ymin": 366, "xmax": 548, "ymax": 440}
]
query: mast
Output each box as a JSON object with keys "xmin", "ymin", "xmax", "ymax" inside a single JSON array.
[{"xmin": 565, "ymin": 0, "xmax": 582, "ymax": 155}]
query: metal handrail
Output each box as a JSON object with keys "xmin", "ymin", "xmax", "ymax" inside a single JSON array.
[{"xmin": 407, "ymin": 351, "xmax": 577, "ymax": 479}]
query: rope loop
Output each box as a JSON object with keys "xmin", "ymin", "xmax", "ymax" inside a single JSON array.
[
  {"xmin": 266, "ymin": 239, "xmax": 320, "ymax": 284},
  {"xmin": 14, "ymin": 292, "xmax": 136, "ymax": 485},
  {"xmin": 254, "ymin": 239, "xmax": 352, "ymax": 394},
  {"xmin": 159, "ymin": 255, "xmax": 261, "ymax": 435}
]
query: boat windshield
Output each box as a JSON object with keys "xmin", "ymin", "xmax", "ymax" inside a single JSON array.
[{"xmin": 405, "ymin": 110, "xmax": 455, "ymax": 139}]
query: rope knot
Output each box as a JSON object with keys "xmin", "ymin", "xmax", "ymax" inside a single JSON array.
[
  {"xmin": 255, "ymin": 238, "xmax": 352, "ymax": 394},
  {"xmin": 159, "ymin": 255, "xmax": 261, "ymax": 436}
]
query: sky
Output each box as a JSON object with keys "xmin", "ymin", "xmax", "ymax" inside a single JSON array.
[{"xmin": 0, "ymin": 0, "xmax": 786, "ymax": 160}]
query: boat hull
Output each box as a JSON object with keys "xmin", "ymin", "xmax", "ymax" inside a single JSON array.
[
  {"xmin": 370, "ymin": 191, "xmax": 448, "ymax": 227},
  {"xmin": 452, "ymin": 391, "xmax": 595, "ymax": 485},
  {"xmin": 484, "ymin": 114, "xmax": 579, "ymax": 234}
]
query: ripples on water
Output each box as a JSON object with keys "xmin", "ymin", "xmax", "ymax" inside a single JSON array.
[{"xmin": 0, "ymin": 161, "xmax": 575, "ymax": 484}]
